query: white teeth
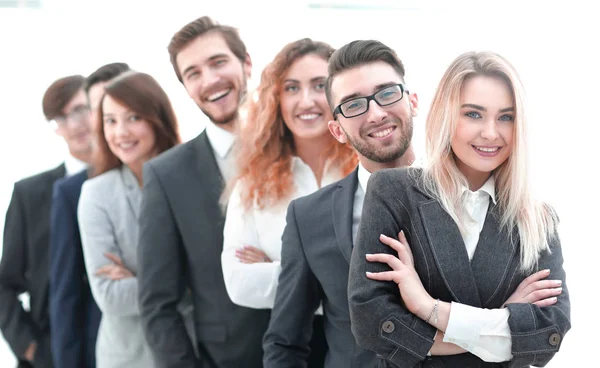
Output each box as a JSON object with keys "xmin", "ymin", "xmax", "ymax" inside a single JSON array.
[
  {"xmin": 475, "ymin": 146, "xmax": 499, "ymax": 152},
  {"xmin": 119, "ymin": 142, "xmax": 136, "ymax": 149},
  {"xmin": 371, "ymin": 127, "xmax": 394, "ymax": 138},
  {"xmin": 298, "ymin": 114, "xmax": 320, "ymax": 120},
  {"xmin": 207, "ymin": 89, "xmax": 231, "ymax": 102}
]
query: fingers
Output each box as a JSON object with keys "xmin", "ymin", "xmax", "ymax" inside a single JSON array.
[
  {"xmin": 95, "ymin": 265, "xmax": 115, "ymax": 276},
  {"xmin": 379, "ymin": 233, "xmax": 412, "ymax": 266},
  {"xmin": 104, "ymin": 252, "xmax": 124, "ymax": 266},
  {"xmin": 533, "ymin": 297, "xmax": 559, "ymax": 307},
  {"xmin": 526, "ymin": 287, "xmax": 563, "ymax": 303},
  {"xmin": 366, "ymin": 253, "xmax": 404, "ymax": 271},
  {"xmin": 366, "ymin": 271, "xmax": 400, "ymax": 284},
  {"xmin": 516, "ymin": 269, "xmax": 550, "ymax": 291}
]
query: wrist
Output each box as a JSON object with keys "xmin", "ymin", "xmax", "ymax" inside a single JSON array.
[{"xmin": 417, "ymin": 296, "xmax": 436, "ymax": 321}]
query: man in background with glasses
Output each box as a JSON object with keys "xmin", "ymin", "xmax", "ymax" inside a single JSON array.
[
  {"xmin": 48, "ymin": 63, "xmax": 129, "ymax": 368},
  {"xmin": 0, "ymin": 75, "xmax": 94, "ymax": 368},
  {"xmin": 263, "ymin": 40, "xmax": 417, "ymax": 367}
]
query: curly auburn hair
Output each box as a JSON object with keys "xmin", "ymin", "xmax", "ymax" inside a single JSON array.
[{"xmin": 235, "ymin": 38, "xmax": 357, "ymax": 210}]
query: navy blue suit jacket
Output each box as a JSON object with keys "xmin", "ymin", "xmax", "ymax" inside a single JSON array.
[{"xmin": 48, "ymin": 169, "xmax": 101, "ymax": 368}]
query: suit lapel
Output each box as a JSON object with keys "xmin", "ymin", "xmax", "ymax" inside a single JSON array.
[
  {"xmin": 470, "ymin": 203, "xmax": 519, "ymax": 306},
  {"xmin": 332, "ymin": 169, "xmax": 358, "ymax": 264},
  {"xmin": 120, "ymin": 166, "xmax": 142, "ymax": 219},
  {"xmin": 192, "ymin": 132, "xmax": 226, "ymax": 221},
  {"xmin": 419, "ymin": 200, "xmax": 482, "ymax": 307}
]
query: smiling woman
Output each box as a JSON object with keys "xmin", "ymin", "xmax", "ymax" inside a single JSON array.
[{"xmin": 220, "ymin": 38, "xmax": 358, "ymax": 367}]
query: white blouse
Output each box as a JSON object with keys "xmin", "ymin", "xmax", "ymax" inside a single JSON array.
[{"xmin": 221, "ymin": 157, "xmax": 342, "ymax": 309}]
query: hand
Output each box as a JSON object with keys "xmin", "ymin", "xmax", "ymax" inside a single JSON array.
[
  {"xmin": 502, "ymin": 269, "xmax": 562, "ymax": 307},
  {"xmin": 365, "ymin": 231, "xmax": 432, "ymax": 318},
  {"xmin": 235, "ymin": 245, "xmax": 272, "ymax": 264},
  {"xmin": 24, "ymin": 342, "xmax": 36, "ymax": 362},
  {"xmin": 95, "ymin": 252, "xmax": 135, "ymax": 280}
]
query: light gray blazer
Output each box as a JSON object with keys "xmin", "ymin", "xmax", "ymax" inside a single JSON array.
[{"xmin": 78, "ymin": 166, "xmax": 195, "ymax": 368}]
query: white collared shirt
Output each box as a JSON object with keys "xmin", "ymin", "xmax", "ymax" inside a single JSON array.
[
  {"xmin": 205, "ymin": 123, "xmax": 236, "ymax": 183},
  {"xmin": 221, "ymin": 157, "xmax": 343, "ymax": 310},
  {"xmin": 352, "ymin": 163, "xmax": 371, "ymax": 242},
  {"xmin": 443, "ymin": 176, "xmax": 513, "ymax": 362},
  {"xmin": 64, "ymin": 154, "xmax": 88, "ymax": 176}
]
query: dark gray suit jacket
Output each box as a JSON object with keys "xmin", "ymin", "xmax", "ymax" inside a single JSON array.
[
  {"xmin": 348, "ymin": 168, "xmax": 570, "ymax": 368},
  {"xmin": 0, "ymin": 164, "xmax": 65, "ymax": 368},
  {"xmin": 263, "ymin": 170, "xmax": 377, "ymax": 368},
  {"xmin": 138, "ymin": 132, "xmax": 271, "ymax": 368}
]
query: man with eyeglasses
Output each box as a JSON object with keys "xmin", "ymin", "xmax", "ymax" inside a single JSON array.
[
  {"xmin": 263, "ymin": 40, "xmax": 417, "ymax": 367},
  {"xmin": 0, "ymin": 75, "xmax": 94, "ymax": 368}
]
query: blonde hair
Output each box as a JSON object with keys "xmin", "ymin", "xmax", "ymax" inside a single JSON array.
[{"xmin": 423, "ymin": 51, "xmax": 557, "ymax": 272}]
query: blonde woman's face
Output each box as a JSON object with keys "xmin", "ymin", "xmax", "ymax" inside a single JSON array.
[{"xmin": 451, "ymin": 75, "xmax": 514, "ymax": 185}]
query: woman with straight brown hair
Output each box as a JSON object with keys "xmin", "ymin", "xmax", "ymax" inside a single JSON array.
[{"xmin": 77, "ymin": 71, "xmax": 194, "ymax": 368}]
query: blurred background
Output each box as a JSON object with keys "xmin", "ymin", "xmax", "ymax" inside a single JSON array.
[{"xmin": 0, "ymin": 0, "xmax": 596, "ymax": 366}]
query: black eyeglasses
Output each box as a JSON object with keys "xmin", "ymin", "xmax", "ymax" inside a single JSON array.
[{"xmin": 333, "ymin": 83, "xmax": 408, "ymax": 119}]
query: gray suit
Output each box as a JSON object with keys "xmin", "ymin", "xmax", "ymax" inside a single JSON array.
[
  {"xmin": 348, "ymin": 168, "xmax": 571, "ymax": 367},
  {"xmin": 138, "ymin": 132, "xmax": 271, "ymax": 368},
  {"xmin": 78, "ymin": 166, "xmax": 195, "ymax": 368},
  {"xmin": 263, "ymin": 170, "xmax": 377, "ymax": 367}
]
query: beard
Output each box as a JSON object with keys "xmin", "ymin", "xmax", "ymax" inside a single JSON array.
[
  {"xmin": 199, "ymin": 73, "xmax": 248, "ymax": 125},
  {"xmin": 343, "ymin": 115, "xmax": 413, "ymax": 163}
]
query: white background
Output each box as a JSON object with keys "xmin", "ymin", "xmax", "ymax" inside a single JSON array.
[{"xmin": 0, "ymin": 0, "xmax": 596, "ymax": 365}]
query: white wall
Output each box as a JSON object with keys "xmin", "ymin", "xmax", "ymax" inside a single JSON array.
[{"xmin": 1, "ymin": 1, "xmax": 596, "ymax": 365}]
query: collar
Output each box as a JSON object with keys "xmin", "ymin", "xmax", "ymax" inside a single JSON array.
[
  {"xmin": 461, "ymin": 175, "xmax": 496, "ymax": 204},
  {"xmin": 205, "ymin": 123, "xmax": 235, "ymax": 159},
  {"xmin": 357, "ymin": 162, "xmax": 371, "ymax": 193},
  {"xmin": 64, "ymin": 154, "xmax": 88, "ymax": 176}
]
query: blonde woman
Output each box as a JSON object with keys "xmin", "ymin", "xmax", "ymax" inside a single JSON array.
[{"xmin": 348, "ymin": 51, "xmax": 570, "ymax": 367}]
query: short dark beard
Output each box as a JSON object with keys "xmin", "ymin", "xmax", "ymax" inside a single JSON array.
[{"xmin": 342, "ymin": 116, "xmax": 413, "ymax": 163}]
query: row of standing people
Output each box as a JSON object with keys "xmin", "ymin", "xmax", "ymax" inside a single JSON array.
[{"xmin": 0, "ymin": 14, "xmax": 570, "ymax": 368}]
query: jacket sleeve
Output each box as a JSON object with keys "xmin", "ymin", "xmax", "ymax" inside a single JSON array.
[
  {"xmin": 78, "ymin": 182, "xmax": 140, "ymax": 317},
  {"xmin": 505, "ymin": 225, "xmax": 571, "ymax": 367},
  {"xmin": 221, "ymin": 181, "xmax": 281, "ymax": 309},
  {"xmin": 49, "ymin": 181, "xmax": 85, "ymax": 367},
  {"xmin": 0, "ymin": 183, "xmax": 37, "ymax": 359},
  {"xmin": 348, "ymin": 171, "xmax": 436, "ymax": 367},
  {"xmin": 137, "ymin": 162, "xmax": 199, "ymax": 366},
  {"xmin": 262, "ymin": 200, "xmax": 321, "ymax": 367}
]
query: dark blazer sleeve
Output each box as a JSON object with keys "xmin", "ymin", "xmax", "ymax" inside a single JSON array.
[
  {"xmin": 0, "ymin": 184, "xmax": 37, "ymax": 358},
  {"xmin": 263, "ymin": 200, "xmax": 321, "ymax": 368},
  {"xmin": 138, "ymin": 162, "xmax": 199, "ymax": 367},
  {"xmin": 348, "ymin": 171, "xmax": 436, "ymax": 367},
  {"xmin": 505, "ymin": 227, "xmax": 571, "ymax": 367},
  {"xmin": 48, "ymin": 180, "xmax": 85, "ymax": 368}
]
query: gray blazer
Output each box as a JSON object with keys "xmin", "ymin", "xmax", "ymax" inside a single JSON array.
[
  {"xmin": 78, "ymin": 166, "xmax": 195, "ymax": 368},
  {"xmin": 348, "ymin": 168, "xmax": 570, "ymax": 368},
  {"xmin": 264, "ymin": 170, "xmax": 377, "ymax": 368}
]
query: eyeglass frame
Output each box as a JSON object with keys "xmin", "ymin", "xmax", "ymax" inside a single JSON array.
[
  {"xmin": 51, "ymin": 104, "xmax": 91, "ymax": 127},
  {"xmin": 332, "ymin": 83, "xmax": 409, "ymax": 119}
]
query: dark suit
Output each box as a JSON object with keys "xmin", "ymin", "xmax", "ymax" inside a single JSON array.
[
  {"xmin": 0, "ymin": 164, "xmax": 65, "ymax": 368},
  {"xmin": 48, "ymin": 169, "xmax": 101, "ymax": 368},
  {"xmin": 348, "ymin": 168, "xmax": 571, "ymax": 367},
  {"xmin": 138, "ymin": 132, "xmax": 271, "ymax": 368},
  {"xmin": 263, "ymin": 170, "xmax": 377, "ymax": 368}
]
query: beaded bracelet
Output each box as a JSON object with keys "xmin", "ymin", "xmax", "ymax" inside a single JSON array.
[{"xmin": 425, "ymin": 299, "xmax": 439, "ymax": 326}]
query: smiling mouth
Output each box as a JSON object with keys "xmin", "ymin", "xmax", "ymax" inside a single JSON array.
[
  {"xmin": 118, "ymin": 142, "xmax": 138, "ymax": 150},
  {"xmin": 206, "ymin": 89, "xmax": 232, "ymax": 102},
  {"xmin": 369, "ymin": 126, "xmax": 396, "ymax": 138},
  {"xmin": 297, "ymin": 113, "xmax": 322, "ymax": 121}
]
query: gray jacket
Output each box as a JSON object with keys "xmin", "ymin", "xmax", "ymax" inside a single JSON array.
[
  {"xmin": 79, "ymin": 166, "xmax": 195, "ymax": 368},
  {"xmin": 348, "ymin": 168, "xmax": 570, "ymax": 368}
]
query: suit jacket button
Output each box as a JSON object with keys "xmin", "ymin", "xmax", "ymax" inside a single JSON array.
[
  {"xmin": 549, "ymin": 332, "xmax": 561, "ymax": 346},
  {"xmin": 382, "ymin": 320, "xmax": 395, "ymax": 333}
]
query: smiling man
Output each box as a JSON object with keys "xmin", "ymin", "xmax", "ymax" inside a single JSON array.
[
  {"xmin": 137, "ymin": 16, "xmax": 271, "ymax": 368},
  {"xmin": 263, "ymin": 40, "xmax": 417, "ymax": 368},
  {"xmin": 0, "ymin": 75, "xmax": 94, "ymax": 368}
]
